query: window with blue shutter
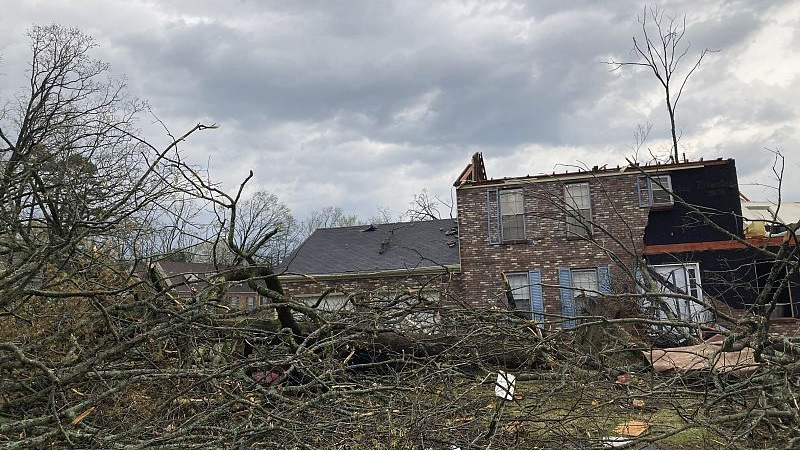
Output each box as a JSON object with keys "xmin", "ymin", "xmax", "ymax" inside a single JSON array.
[
  {"xmin": 598, "ymin": 266, "xmax": 612, "ymax": 294},
  {"xmin": 560, "ymin": 266, "xmax": 612, "ymax": 327},
  {"xmin": 499, "ymin": 189, "xmax": 525, "ymax": 241},
  {"xmin": 558, "ymin": 268, "xmax": 576, "ymax": 327},
  {"xmin": 528, "ymin": 269, "xmax": 544, "ymax": 327}
]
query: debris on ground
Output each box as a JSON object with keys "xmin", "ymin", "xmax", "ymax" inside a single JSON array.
[
  {"xmin": 643, "ymin": 335, "xmax": 758, "ymax": 376},
  {"xmin": 613, "ymin": 420, "xmax": 649, "ymax": 436}
]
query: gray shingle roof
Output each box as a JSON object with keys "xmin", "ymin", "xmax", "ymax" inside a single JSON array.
[{"xmin": 279, "ymin": 218, "xmax": 459, "ymax": 275}]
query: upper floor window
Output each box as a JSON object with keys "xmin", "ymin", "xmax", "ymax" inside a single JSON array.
[
  {"xmin": 564, "ymin": 182, "xmax": 592, "ymax": 237},
  {"xmin": 638, "ymin": 174, "xmax": 673, "ymax": 207},
  {"xmin": 246, "ymin": 296, "xmax": 255, "ymax": 309},
  {"xmin": 500, "ymin": 190, "xmax": 525, "ymax": 241}
]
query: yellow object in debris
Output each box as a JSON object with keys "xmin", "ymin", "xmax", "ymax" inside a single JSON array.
[{"xmin": 744, "ymin": 220, "xmax": 767, "ymax": 238}]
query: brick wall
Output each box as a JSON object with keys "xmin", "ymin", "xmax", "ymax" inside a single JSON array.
[
  {"xmin": 456, "ymin": 172, "xmax": 650, "ymax": 316},
  {"xmin": 281, "ymin": 270, "xmax": 463, "ymax": 303}
]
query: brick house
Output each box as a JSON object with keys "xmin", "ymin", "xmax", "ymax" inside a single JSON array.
[
  {"xmin": 153, "ymin": 261, "xmax": 271, "ymax": 311},
  {"xmin": 454, "ymin": 153, "xmax": 799, "ymax": 330},
  {"xmin": 454, "ymin": 153, "xmax": 648, "ymax": 325},
  {"xmin": 278, "ymin": 219, "xmax": 461, "ymax": 309}
]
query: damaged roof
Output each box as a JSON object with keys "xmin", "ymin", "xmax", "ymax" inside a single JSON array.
[
  {"xmin": 455, "ymin": 156, "xmax": 735, "ymax": 189},
  {"xmin": 278, "ymin": 218, "xmax": 459, "ymax": 276}
]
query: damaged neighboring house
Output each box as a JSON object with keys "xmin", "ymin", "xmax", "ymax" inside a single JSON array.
[{"xmin": 278, "ymin": 219, "xmax": 461, "ymax": 308}]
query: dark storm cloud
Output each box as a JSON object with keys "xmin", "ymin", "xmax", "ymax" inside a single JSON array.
[{"xmin": 1, "ymin": 0, "xmax": 798, "ymax": 217}]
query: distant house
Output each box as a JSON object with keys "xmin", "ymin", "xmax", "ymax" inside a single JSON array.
[
  {"xmin": 278, "ymin": 219, "xmax": 461, "ymax": 309},
  {"xmin": 152, "ymin": 261, "xmax": 269, "ymax": 311}
]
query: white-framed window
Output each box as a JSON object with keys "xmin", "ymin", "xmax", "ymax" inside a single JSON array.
[
  {"xmin": 570, "ymin": 268, "xmax": 599, "ymax": 318},
  {"xmin": 564, "ymin": 182, "xmax": 592, "ymax": 237},
  {"xmin": 246, "ymin": 296, "xmax": 255, "ymax": 309},
  {"xmin": 638, "ymin": 174, "xmax": 673, "ymax": 207},
  {"xmin": 651, "ymin": 263, "xmax": 707, "ymax": 323},
  {"xmin": 229, "ymin": 296, "xmax": 239, "ymax": 309},
  {"xmin": 560, "ymin": 266, "xmax": 610, "ymax": 327},
  {"xmin": 259, "ymin": 296, "xmax": 268, "ymax": 306},
  {"xmin": 506, "ymin": 273, "xmax": 532, "ymax": 315},
  {"xmin": 571, "ymin": 268, "xmax": 599, "ymax": 297},
  {"xmin": 572, "ymin": 269, "xmax": 600, "ymax": 316},
  {"xmin": 499, "ymin": 189, "xmax": 525, "ymax": 241}
]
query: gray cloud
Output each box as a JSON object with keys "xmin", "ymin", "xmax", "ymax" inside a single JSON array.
[{"xmin": 1, "ymin": 0, "xmax": 798, "ymax": 220}]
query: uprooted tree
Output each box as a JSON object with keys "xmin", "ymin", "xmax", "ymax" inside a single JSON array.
[{"xmin": 1, "ymin": 25, "xmax": 799, "ymax": 450}]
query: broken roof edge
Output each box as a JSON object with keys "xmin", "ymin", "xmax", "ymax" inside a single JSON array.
[
  {"xmin": 455, "ymin": 157, "xmax": 734, "ymax": 189},
  {"xmin": 311, "ymin": 217, "xmax": 457, "ymax": 232},
  {"xmin": 453, "ymin": 152, "xmax": 487, "ymax": 186},
  {"xmin": 278, "ymin": 264, "xmax": 461, "ymax": 282}
]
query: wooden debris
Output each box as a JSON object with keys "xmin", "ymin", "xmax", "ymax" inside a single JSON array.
[
  {"xmin": 70, "ymin": 407, "xmax": 95, "ymax": 426},
  {"xmin": 643, "ymin": 336, "xmax": 758, "ymax": 376},
  {"xmin": 614, "ymin": 420, "xmax": 648, "ymax": 437}
]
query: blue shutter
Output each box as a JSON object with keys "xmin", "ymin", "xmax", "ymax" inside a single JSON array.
[
  {"xmin": 486, "ymin": 188, "xmax": 501, "ymax": 244},
  {"xmin": 558, "ymin": 268, "xmax": 575, "ymax": 327},
  {"xmin": 598, "ymin": 266, "xmax": 611, "ymax": 294},
  {"xmin": 528, "ymin": 269, "xmax": 544, "ymax": 327}
]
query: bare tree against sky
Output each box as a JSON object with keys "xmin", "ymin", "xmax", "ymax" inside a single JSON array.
[
  {"xmin": 406, "ymin": 188, "xmax": 455, "ymax": 221},
  {"xmin": 607, "ymin": 6, "xmax": 714, "ymax": 163}
]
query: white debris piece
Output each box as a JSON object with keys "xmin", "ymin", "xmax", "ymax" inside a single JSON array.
[{"xmin": 494, "ymin": 371, "xmax": 516, "ymax": 400}]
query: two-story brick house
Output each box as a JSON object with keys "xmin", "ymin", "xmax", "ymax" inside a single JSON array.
[
  {"xmin": 455, "ymin": 153, "xmax": 799, "ymax": 329},
  {"xmin": 455, "ymin": 154, "xmax": 646, "ymax": 325}
]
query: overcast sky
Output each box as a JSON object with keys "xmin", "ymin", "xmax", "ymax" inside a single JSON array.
[{"xmin": 2, "ymin": 0, "xmax": 799, "ymax": 220}]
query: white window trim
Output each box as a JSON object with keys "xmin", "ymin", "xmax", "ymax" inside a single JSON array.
[
  {"xmin": 564, "ymin": 182, "xmax": 592, "ymax": 237},
  {"xmin": 499, "ymin": 189, "xmax": 526, "ymax": 242},
  {"xmin": 506, "ymin": 272, "xmax": 533, "ymax": 317},
  {"xmin": 639, "ymin": 174, "xmax": 674, "ymax": 207},
  {"xmin": 651, "ymin": 263, "xmax": 708, "ymax": 323},
  {"xmin": 571, "ymin": 268, "xmax": 600, "ymax": 297}
]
